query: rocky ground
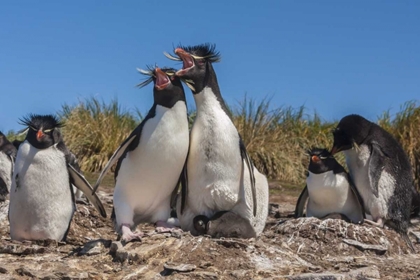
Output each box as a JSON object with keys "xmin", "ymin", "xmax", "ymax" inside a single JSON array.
[{"xmin": 1, "ymin": 184, "xmax": 420, "ymax": 280}]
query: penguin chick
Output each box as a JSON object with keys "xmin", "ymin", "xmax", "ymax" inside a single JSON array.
[
  {"xmin": 331, "ymin": 114, "xmax": 416, "ymax": 251},
  {"xmin": 193, "ymin": 211, "xmax": 256, "ymax": 238},
  {"xmin": 295, "ymin": 148, "xmax": 365, "ymax": 224},
  {"xmin": 92, "ymin": 67, "xmax": 189, "ymax": 243},
  {"xmin": 0, "ymin": 131, "xmax": 16, "ymax": 202},
  {"xmin": 9, "ymin": 114, "xmax": 106, "ymax": 241}
]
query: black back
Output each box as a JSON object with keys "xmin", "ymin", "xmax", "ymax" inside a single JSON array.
[
  {"xmin": 332, "ymin": 114, "xmax": 415, "ymax": 234},
  {"xmin": 0, "ymin": 131, "xmax": 17, "ymax": 159}
]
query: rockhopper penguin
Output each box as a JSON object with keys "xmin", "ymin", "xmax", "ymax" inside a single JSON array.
[
  {"xmin": 0, "ymin": 132, "xmax": 17, "ymax": 202},
  {"xmin": 8, "ymin": 114, "xmax": 106, "ymax": 241},
  {"xmin": 295, "ymin": 148, "xmax": 365, "ymax": 224},
  {"xmin": 331, "ymin": 114, "xmax": 417, "ymax": 250},
  {"xmin": 165, "ymin": 43, "xmax": 269, "ymax": 236},
  {"xmin": 92, "ymin": 67, "xmax": 189, "ymax": 243}
]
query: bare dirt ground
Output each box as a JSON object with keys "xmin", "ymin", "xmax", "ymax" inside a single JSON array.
[{"xmin": 1, "ymin": 183, "xmax": 420, "ymax": 279}]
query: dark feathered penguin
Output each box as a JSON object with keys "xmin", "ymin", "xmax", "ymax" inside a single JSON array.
[
  {"xmin": 8, "ymin": 114, "xmax": 106, "ymax": 242},
  {"xmin": 0, "ymin": 132, "xmax": 16, "ymax": 201},
  {"xmin": 164, "ymin": 43, "xmax": 269, "ymax": 237},
  {"xmin": 331, "ymin": 114, "xmax": 417, "ymax": 251},
  {"xmin": 92, "ymin": 67, "xmax": 189, "ymax": 243},
  {"xmin": 295, "ymin": 148, "xmax": 365, "ymax": 224}
]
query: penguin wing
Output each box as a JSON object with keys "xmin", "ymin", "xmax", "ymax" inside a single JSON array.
[
  {"xmin": 294, "ymin": 186, "xmax": 309, "ymax": 218},
  {"xmin": 239, "ymin": 137, "xmax": 257, "ymax": 217},
  {"xmin": 91, "ymin": 133, "xmax": 137, "ymax": 193},
  {"xmin": 347, "ymin": 173, "xmax": 366, "ymax": 220},
  {"xmin": 170, "ymin": 155, "xmax": 188, "ymax": 215},
  {"xmin": 368, "ymin": 141, "xmax": 389, "ymax": 198},
  {"xmin": 67, "ymin": 164, "xmax": 107, "ymax": 218}
]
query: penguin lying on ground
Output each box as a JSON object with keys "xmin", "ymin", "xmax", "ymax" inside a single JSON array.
[
  {"xmin": 331, "ymin": 114, "xmax": 418, "ymax": 251},
  {"xmin": 295, "ymin": 148, "xmax": 365, "ymax": 224},
  {"xmin": 165, "ymin": 43, "xmax": 269, "ymax": 236},
  {"xmin": 0, "ymin": 132, "xmax": 16, "ymax": 202},
  {"xmin": 8, "ymin": 114, "xmax": 106, "ymax": 241},
  {"xmin": 193, "ymin": 211, "xmax": 256, "ymax": 238},
  {"xmin": 92, "ymin": 67, "xmax": 189, "ymax": 243}
]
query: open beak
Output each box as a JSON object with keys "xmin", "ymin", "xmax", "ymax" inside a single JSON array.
[
  {"xmin": 36, "ymin": 130, "xmax": 44, "ymax": 141},
  {"xmin": 154, "ymin": 68, "xmax": 170, "ymax": 90},
  {"xmin": 175, "ymin": 48, "xmax": 195, "ymax": 76}
]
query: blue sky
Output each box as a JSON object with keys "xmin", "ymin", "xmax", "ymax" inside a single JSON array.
[{"xmin": 1, "ymin": 1, "xmax": 419, "ymax": 132}]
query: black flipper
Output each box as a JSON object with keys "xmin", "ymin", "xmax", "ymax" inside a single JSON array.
[
  {"xmin": 294, "ymin": 186, "xmax": 309, "ymax": 218},
  {"xmin": 347, "ymin": 172, "xmax": 366, "ymax": 220},
  {"xmin": 239, "ymin": 137, "xmax": 257, "ymax": 217},
  {"xmin": 368, "ymin": 142, "xmax": 389, "ymax": 198},
  {"xmin": 68, "ymin": 164, "xmax": 107, "ymax": 218},
  {"xmin": 92, "ymin": 133, "xmax": 137, "ymax": 194}
]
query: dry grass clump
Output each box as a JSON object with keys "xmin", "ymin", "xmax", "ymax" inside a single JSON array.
[
  {"xmin": 233, "ymin": 96, "xmax": 337, "ymax": 185},
  {"xmin": 378, "ymin": 101, "xmax": 420, "ymax": 190},
  {"xmin": 59, "ymin": 97, "xmax": 139, "ymax": 172}
]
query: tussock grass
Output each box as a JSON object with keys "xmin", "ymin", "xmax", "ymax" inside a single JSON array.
[
  {"xmin": 59, "ymin": 97, "xmax": 139, "ymax": 172},
  {"xmin": 233, "ymin": 96, "xmax": 337, "ymax": 184}
]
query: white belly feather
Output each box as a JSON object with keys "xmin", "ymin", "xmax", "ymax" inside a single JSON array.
[
  {"xmin": 0, "ymin": 152, "xmax": 13, "ymax": 193},
  {"xmin": 178, "ymin": 87, "xmax": 269, "ymax": 235},
  {"xmin": 306, "ymin": 171, "xmax": 363, "ymax": 222},
  {"xmin": 113, "ymin": 102, "xmax": 189, "ymax": 226},
  {"xmin": 9, "ymin": 141, "xmax": 74, "ymax": 241},
  {"xmin": 344, "ymin": 145, "xmax": 393, "ymax": 221}
]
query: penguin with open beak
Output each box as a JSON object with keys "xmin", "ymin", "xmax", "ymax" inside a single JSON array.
[
  {"xmin": 8, "ymin": 114, "xmax": 106, "ymax": 242},
  {"xmin": 295, "ymin": 148, "xmax": 365, "ymax": 224},
  {"xmin": 331, "ymin": 114, "xmax": 418, "ymax": 251},
  {"xmin": 92, "ymin": 66, "xmax": 189, "ymax": 243},
  {"xmin": 0, "ymin": 131, "xmax": 16, "ymax": 202},
  {"xmin": 164, "ymin": 43, "xmax": 269, "ymax": 236}
]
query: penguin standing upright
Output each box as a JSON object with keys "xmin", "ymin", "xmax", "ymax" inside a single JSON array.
[
  {"xmin": 0, "ymin": 132, "xmax": 16, "ymax": 202},
  {"xmin": 8, "ymin": 114, "xmax": 106, "ymax": 241},
  {"xmin": 295, "ymin": 148, "xmax": 365, "ymax": 224},
  {"xmin": 92, "ymin": 67, "xmax": 189, "ymax": 242},
  {"xmin": 331, "ymin": 114, "xmax": 417, "ymax": 250},
  {"xmin": 165, "ymin": 43, "xmax": 269, "ymax": 236}
]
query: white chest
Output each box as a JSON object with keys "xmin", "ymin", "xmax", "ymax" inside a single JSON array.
[
  {"xmin": 114, "ymin": 102, "xmax": 189, "ymax": 220},
  {"xmin": 187, "ymin": 88, "xmax": 242, "ymax": 211}
]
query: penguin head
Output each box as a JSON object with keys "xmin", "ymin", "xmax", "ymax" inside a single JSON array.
[
  {"xmin": 193, "ymin": 215, "xmax": 210, "ymax": 235},
  {"xmin": 137, "ymin": 66, "xmax": 186, "ymax": 107},
  {"xmin": 19, "ymin": 114, "xmax": 63, "ymax": 149},
  {"xmin": 331, "ymin": 114, "xmax": 371, "ymax": 155},
  {"xmin": 0, "ymin": 131, "xmax": 16, "ymax": 157},
  {"xmin": 307, "ymin": 148, "xmax": 342, "ymax": 174},
  {"xmin": 164, "ymin": 43, "xmax": 221, "ymax": 93}
]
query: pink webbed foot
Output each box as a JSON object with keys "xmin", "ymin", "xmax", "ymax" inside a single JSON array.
[
  {"xmin": 155, "ymin": 220, "xmax": 183, "ymax": 234},
  {"xmin": 365, "ymin": 218, "xmax": 385, "ymax": 228},
  {"xmin": 121, "ymin": 224, "xmax": 143, "ymax": 243}
]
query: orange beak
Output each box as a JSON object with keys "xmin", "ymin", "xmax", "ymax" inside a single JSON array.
[
  {"xmin": 311, "ymin": 155, "xmax": 320, "ymax": 163},
  {"xmin": 154, "ymin": 68, "xmax": 170, "ymax": 90},
  {"xmin": 175, "ymin": 48, "xmax": 195, "ymax": 76},
  {"xmin": 36, "ymin": 130, "xmax": 44, "ymax": 140}
]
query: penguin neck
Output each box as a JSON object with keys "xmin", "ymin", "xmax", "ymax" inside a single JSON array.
[
  {"xmin": 153, "ymin": 91, "xmax": 186, "ymax": 109},
  {"xmin": 192, "ymin": 64, "xmax": 231, "ymax": 117}
]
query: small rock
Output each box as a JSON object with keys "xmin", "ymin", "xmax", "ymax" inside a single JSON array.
[
  {"xmin": 342, "ymin": 239, "xmax": 387, "ymax": 254},
  {"xmin": 0, "ymin": 267, "xmax": 7, "ymax": 274},
  {"xmin": 79, "ymin": 239, "xmax": 110, "ymax": 256},
  {"xmin": 16, "ymin": 267, "xmax": 36, "ymax": 277},
  {"xmin": 288, "ymin": 272, "xmax": 345, "ymax": 280},
  {"xmin": 199, "ymin": 261, "xmax": 213, "ymax": 269},
  {"xmin": 345, "ymin": 266, "xmax": 380, "ymax": 279}
]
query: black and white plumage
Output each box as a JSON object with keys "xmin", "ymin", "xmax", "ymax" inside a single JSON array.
[
  {"xmin": 0, "ymin": 132, "xmax": 16, "ymax": 202},
  {"xmin": 193, "ymin": 211, "xmax": 256, "ymax": 238},
  {"xmin": 165, "ymin": 43, "xmax": 269, "ymax": 236},
  {"xmin": 92, "ymin": 67, "xmax": 189, "ymax": 243},
  {"xmin": 8, "ymin": 114, "xmax": 106, "ymax": 242},
  {"xmin": 295, "ymin": 148, "xmax": 365, "ymax": 224},
  {"xmin": 331, "ymin": 114, "xmax": 417, "ymax": 250}
]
